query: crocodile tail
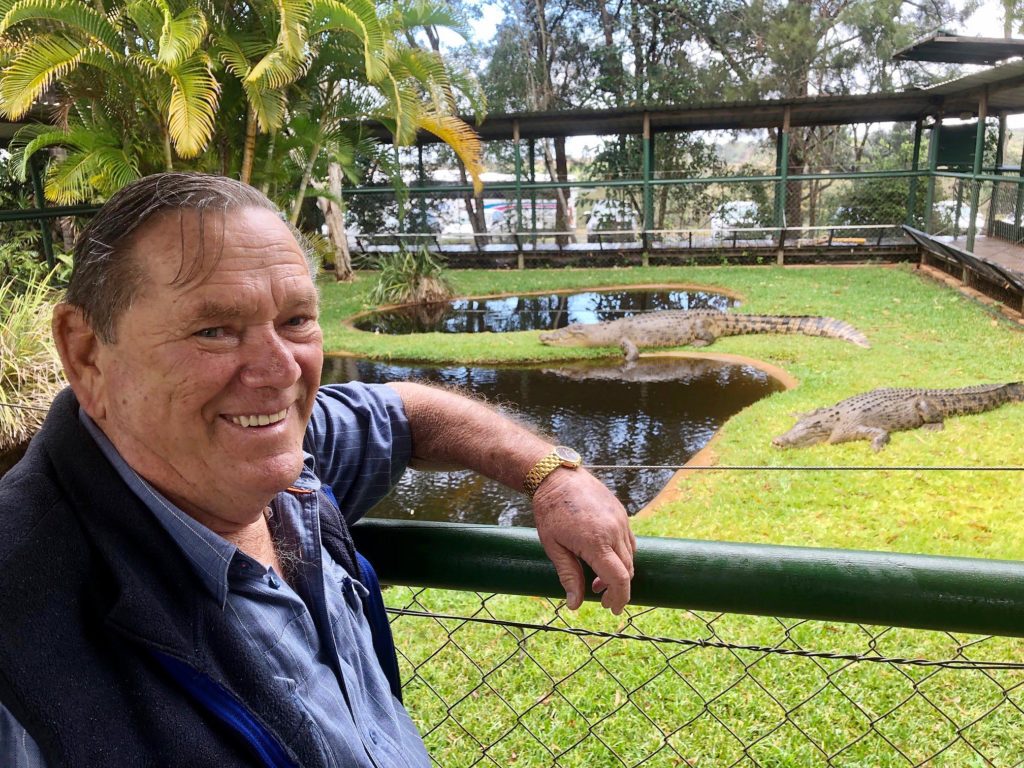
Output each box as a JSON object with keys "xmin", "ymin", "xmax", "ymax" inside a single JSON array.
[
  {"xmin": 718, "ymin": 314, "xmax": 871, "ymax": 348},
  {"xmin": 932, "ymin": 382, "xmax": 1024, "ymax": 415}
]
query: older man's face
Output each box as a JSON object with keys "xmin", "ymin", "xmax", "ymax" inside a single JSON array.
[{"xmin": 89, "ymin": 207, "xmax": 323, "ymax": 528}]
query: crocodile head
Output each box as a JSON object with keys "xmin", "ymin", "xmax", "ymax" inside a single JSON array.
[
  {"xmin": 771, "ymin": 414, "xmax": 834, "ymax": 449},
  {"xmin": 538, "ymin": 323, "xmax": 611, "ymax": 347}
]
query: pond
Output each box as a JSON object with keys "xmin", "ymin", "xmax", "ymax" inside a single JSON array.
[
  {"xmin": 322, "ymin": 355, "xmax": 784, "ymax": 526},
  {"xmin": 352, "ymin": 287, "xmax": 738, "ymax": 334}
]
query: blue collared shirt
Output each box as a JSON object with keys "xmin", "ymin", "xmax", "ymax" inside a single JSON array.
[{"xmin": 1, "ymin": 383, "xmax": 429, "ymax": 768}]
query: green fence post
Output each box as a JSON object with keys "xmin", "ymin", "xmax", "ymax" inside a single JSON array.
[
  {"xmin": 28, "ymin": 157, "xmax": 55, "ymax": 270},
  {"xmin": 528, "ymin": 138, "xmax": 537, "ymax": 248},
  {"xmin": 924, "ymin": 119, "xmax": 941, "ymax": 234},
  {"xmin": 774, "ymin": 107, "xmax": 791, "ymax": 264},
  {"xmin": 906, "ymin": 119, "xmax": 923, "ymax": 227},
  {"xmin": 642, "ymin": 112, "xmax": 653, "ymax": 264},
  {"xmin": 513, "ymin": 121, "xmax": 524, "ymax": 270},
  {"xmin": 966, "ymin": 89, "xmax": 987, "ymax": 253},
  {"xmin": 987, "ymin": 110, "xmax": 1005, "ymax": 237}
]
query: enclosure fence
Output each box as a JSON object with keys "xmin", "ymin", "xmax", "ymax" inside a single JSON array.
[{"xmin": 355, "ymin": 520, "xmax": 1024, "ymax": 768}]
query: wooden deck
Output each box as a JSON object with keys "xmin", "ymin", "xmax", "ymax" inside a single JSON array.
[{"xmin": 947, "ymin": 234, "xmax": 1024, "ymax": 277}]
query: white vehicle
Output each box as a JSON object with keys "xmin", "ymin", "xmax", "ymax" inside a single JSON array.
[
  {"xmin": 710, "ymin": 200, "xmax": 762, "ymax": 236},
  {"xmin": 584, "ymin": 200, "xmax": 639, "ymax": 233}
]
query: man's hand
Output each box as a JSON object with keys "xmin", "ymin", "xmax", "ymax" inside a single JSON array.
[{"xmin": 531, "ymin": 468, "xmax": 637, "ymax": 614}]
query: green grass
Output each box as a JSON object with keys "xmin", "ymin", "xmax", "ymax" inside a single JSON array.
[{"xmin": 320, "ymin": 264, "xmax": 1024, "ymax": 765}]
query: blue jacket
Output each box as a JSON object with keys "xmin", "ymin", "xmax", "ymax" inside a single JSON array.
[{"xmin": 0, "ymin": 389, "xmax": 398, "ymax": 767}]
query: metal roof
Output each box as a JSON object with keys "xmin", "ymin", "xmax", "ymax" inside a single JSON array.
[
  {"xmin": 386, "ymin": 58, "xmax": 1024, "ymax": 145},
  {"xmin": 894, "ymin": 33, "xmax": 1024, "ymax": 65}
]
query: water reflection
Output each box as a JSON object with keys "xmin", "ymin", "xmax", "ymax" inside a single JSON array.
[
  {"xmin": 353, "ymin": 288, "xmax": 737, "ymax": 334},
  {"xmin": 323, "ymin": 356, "xmax": 784, "ymax": 526}
]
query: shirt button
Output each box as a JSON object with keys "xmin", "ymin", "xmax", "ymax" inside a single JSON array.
[
  {"xmin": 368, "ymin": 729, "xmax": 379, "ymax": 745},
  {"xmin": 267, "ymin": 573, "xmax": 281, "ymax": 589}
]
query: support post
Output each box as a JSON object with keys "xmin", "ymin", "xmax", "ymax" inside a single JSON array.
[
  {"xmin": 642, "ymin": 112, "xmax": 653, "ymax": 263},
  {"xmin": 924, "ymin": 119, "xmax": 941, "ymax": 234},
  {"xmin": 528, "ymin": 138, "xmax": 537, "ymax": 248},
  {"xmin": 28, "ymin": 157, "xmax": 54, "ymax": 270},
  {"xmin": 416, "ymin": 145, "xmax": 427, "ymax": 234},
  {"xmin": 906, "ymin": 119, "xmax": 923, "ymax": 227},
  {"xmin": 987, "ymin": 111, "xmax": 1005, "ymax": 237},
  {"xmin": 513, "ymin": 121, "xmax": 524, "ymax": 270},
  {"xmin": 774, "ymin": 107, "xmax": 791, "ymax": 265},
  {"xmin": 966, "ymin": 89, "xmax": 987, "ymax": 253}
]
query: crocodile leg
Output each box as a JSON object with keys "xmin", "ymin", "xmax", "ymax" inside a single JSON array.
[
  {"xmin": 620, "ymin": 337, "xmax": 640, "ymax": 363},
  {"xmin": 828, "ymin": 424, "xmax": 892, "ymax": 451},
  {"xmin": 915, "ymin": 398, "xmax": 945, "ymax": 430}
]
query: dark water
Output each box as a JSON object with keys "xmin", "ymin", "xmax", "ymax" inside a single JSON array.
[
  {"xmin": 353, "ymin": 288, "xmax": 737, "ymax": 334},
  {"xmin": 322, "ymin": 356, "xmax": 784, "ymax": 526}
]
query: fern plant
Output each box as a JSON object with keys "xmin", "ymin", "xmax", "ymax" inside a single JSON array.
[{"xmin": 368, "ymin": 246, "xmax": 452, "ymax": 306}]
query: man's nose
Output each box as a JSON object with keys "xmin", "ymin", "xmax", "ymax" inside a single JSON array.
[{"xmin": 239, "ymin": 326, "xmax": 302, "ymax": 389}]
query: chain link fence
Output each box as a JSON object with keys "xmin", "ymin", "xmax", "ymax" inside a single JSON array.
[{"xmin": 386, "ymin": 587, "xmax": 1024, "ymax": 767}]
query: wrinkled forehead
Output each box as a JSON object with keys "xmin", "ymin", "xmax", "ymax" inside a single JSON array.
[{"xmin": 126, "ymin": 206, "xmax": 306, "ymax": 291}]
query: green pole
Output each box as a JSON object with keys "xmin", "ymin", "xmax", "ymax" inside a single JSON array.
[
  {"xmin": 354, "ymin": 520, "xmax": 1024, "ymax": 639},
  {"xmin": 966, "ymin": 90, "xmax": 987, "ymax": 252},
  {"xmin": 906, "ymin": 119, "xmax": 923, "ymax": 227},
  {"xmin": 924, "ymin": 120, "xmax": 941, "ymax": 234},
  {"xmin": 528, "ymin": 138, "xmax": 537, "ymax": 243},
  {"xmin": 513, "ymin": 121, "xmax": 523, "ymax": 233},
  {"xmin": 28, "ymin": 158, "xmax": 55, "ymax": 270},
  {"xmin": 641, "ymin": 112, "xmax": 653, "ymax": 255}
]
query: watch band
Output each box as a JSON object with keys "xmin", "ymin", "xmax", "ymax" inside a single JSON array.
[{"xmin": 523, "ymin": 446, "xmax": 581, "ymax": 499}]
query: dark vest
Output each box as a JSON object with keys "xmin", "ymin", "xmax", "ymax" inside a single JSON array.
[{"xmin": 0, "ymin": 389, "xmax": 372, "ymax": 767}]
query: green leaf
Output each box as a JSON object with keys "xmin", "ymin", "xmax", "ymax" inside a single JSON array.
[
  {"xmin": 0, "ymin": 0, "xmax": 121, "ymax": 51},
  {"xmin": 310, "ymin": 0, "xmax": 384, "ymax": 80},
  {"xmin": 167, "ymin": 53, "xmax": 219, "ymax": 157},
  {"xmin": 0, "ymin": 33, "xmax": 84, "ymax": 118},
  {"xmin": 157, "ymin": 4, "xmax": 208, "ymax": 69}
]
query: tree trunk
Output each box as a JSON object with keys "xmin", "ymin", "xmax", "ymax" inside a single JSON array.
[
  {"xmin": 240, "ymin": 109, "xmax": 257, "ymax": 185},
  {"xmin": 320, "ymin": 161, "xmax": 354, "ymax": 282},
  {"xmin": 290, "ymin": 139, "xmax": 322, "ymax": 226},
  {"xmin": 458, "ymin": 162, "xmax": 487, "ymax": 248}
]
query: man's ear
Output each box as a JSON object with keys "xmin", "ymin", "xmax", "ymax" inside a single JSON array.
[{"xmin": 52, "ymin": 303, "xmax": 108, "ymax": 420}]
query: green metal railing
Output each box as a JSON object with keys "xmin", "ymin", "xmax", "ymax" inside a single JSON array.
[{"xmin": 355, "ymin": 520, "xmax": 1024, "ymax": 766}]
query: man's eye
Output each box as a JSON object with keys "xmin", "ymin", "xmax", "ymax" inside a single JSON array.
[
  {"xmin": 284, "ymin": 316, "xmax": 310, "ymax": 327},
  {"xmin": 195, "ymin": 327, "xmax": 224, "ymax": 339}
]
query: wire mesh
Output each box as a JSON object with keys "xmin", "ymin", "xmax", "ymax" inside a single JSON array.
[{"xmin": 386, "ymin": 587, "xmax": 1024, "ymax": 767}]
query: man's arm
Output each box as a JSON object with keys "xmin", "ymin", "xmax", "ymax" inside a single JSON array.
[{"xmin": 386, "ymin": 382, "xmax": 636, "ymax": 614}]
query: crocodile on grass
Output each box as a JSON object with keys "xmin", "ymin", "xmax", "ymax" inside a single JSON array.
[
  {"xmin": 538, "ymin": 310, "xmax": 870, "ymax": 362},
  {"xmin": 772, "ymin": 383, "xmax": 1024, "ymax": 452}
]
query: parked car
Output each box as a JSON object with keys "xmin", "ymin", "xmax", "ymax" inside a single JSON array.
[
  {"xmin": 584, "ymin": 199, "xmax": 639, "ymax": 233},
  {"xmin": 932, "ymin": 200, "xmax": 985, "ymax": 233},
  {"xmin": 710, "ymin": 200, "xmax": 763, "ymax": 237}
]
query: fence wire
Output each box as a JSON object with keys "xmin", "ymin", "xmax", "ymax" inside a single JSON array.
[{"xmin": 386, "ymin": 587, "xmax": 1024, "ymax": 767}]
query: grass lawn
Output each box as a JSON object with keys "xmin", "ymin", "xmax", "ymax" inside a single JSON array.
[{"xmin": 321, "ymin": 264, "xmax": 1024, "ymax": 766}]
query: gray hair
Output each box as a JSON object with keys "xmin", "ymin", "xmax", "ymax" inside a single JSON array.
[{"xmin": 66, "ymin": 172, "xmax": 316, "ymax": 343}]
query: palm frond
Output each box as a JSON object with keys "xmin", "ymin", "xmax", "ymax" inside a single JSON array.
[
  {"xmin": 246, "ymin": 45, "xmax": 303, "ymax": 89},
  {"xmin": 122, "ymin": 0, "xmax": 165, "ymax": 42},
  {"xmin": 157, "ymin": 4, "xmax": 208, "ymax": 69},
  {"xmin": 44, "ymin": 145, "xmax": 105, "ymax": 203},
  {"xmin": 212, "ymin": 30, "xmax": 253, "ymax": 78},
  {"xmin": 167, "ymin": 52, "xmax": 219, "ymax": 157},
  {"xmin": 387, "ymin": 0, "xmax": 470, "ymax": 40},
  {"xmin": 0, "ymin": 0, "xmax": 121, "ymax": 50},
  {"xmin": 390, "ymin": 45, "xmax": 452, "ymax": 112},
  {"xmin": 310, "ymin": 0, "xmax": 385, "ymax": 80},
  {"xmin": 374, "ymin": 70, "xmax": 419, "ymax": 145},
  {"xmin": 417, "ymin": 111, "xmax": 483, "ymax": 194},
  {"xmin": 242, "ymin": 77, "xmax": 286, "ymax": 131},
  {"xmin": 449, "ymin": 66, "xmax": 486, "ymax": 119},
  {"xmin": 0, "ymin": 33, "xmax": 83, "ymax": 118},
  {"xmin": 272, "ymin": 0, "xmax": 311, "ymax": 59}
]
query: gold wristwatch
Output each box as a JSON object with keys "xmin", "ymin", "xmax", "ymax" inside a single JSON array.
[{"xmin": 523, "ymin": 446, "xmax": 582, "ymax": 499}]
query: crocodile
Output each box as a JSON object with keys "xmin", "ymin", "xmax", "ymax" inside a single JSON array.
[
  {"xmin": 772, "ymin": 382, "xmax": 1024, "ymax": 452},
  {"xmin": 538, "ymin": 310, "xmax": 870, "ymax": 362}
]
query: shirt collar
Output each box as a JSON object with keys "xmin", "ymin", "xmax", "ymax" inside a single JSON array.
[{"xmin": 78, "ymin": 409, "xmax": 318, "ymax": 607}]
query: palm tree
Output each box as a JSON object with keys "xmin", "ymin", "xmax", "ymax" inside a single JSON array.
[{"xmin": 0, "ymin": 0, "xmax": 484, "ymax": 207}]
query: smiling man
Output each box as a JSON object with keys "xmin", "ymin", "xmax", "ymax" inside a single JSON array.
[{"xmin": 0, "ymin": 173, "xmax": 635, "ymax": 767}]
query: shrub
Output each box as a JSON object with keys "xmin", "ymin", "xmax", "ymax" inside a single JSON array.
[
  {"xmin": 0, "ymin": 272, "xmax": 65, "ymax": 454},
  {"xmin": 368, "ymin": 247, "xmax": 453, "ymax": 306}
]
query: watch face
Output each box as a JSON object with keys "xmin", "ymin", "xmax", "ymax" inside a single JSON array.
[{"xmin": 554, "ymin": 446, "xmax": 581, "ymax": 465}]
